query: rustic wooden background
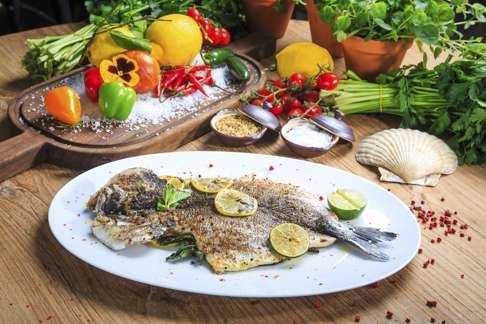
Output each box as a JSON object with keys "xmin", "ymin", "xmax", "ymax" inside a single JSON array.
[{"xmin": 0, "ymin": 20, "xmax": 485, "ymax": 324}]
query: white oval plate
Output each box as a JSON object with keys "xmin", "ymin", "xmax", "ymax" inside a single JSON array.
[{"xmin": 49, "ymin": 151, "xmax": 420, "ymax": 298}]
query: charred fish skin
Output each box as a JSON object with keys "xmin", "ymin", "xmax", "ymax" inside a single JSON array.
[{"xmin": 87, "ymin": 168, "xmax": 165, "ymax": 216}]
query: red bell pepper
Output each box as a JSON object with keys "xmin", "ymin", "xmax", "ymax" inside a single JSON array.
[{"xmin": 84, "ymin": 67, "xmax": 103, "ymax": 102}]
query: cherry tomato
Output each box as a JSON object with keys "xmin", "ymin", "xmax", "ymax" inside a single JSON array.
[
  {"xmin": 187, "ymin": 7, "xmax": 202, "ymax": 22},
  {"xmin": 316, "ymin": 72, "xmax": 339, "ymax": 91},
  {"xmin": 303, "ymin": 90, "xmax": 319, "ymax": 103},
  {"xmin": 199, "ymin": 19, "xmax": 212, "ymax": 35},
  {"xmin": 125, "ymin": 50, "xmax": 161, "ymax": 93},
  {"xmin": 288, "ymin": 73, "xmax": 305, "ymax": 88},
  {"xmin": 269, "ymin": 104, "xmax": 284, "ymax": 116},
  {"xmin": 286, "ymin": 98, "xmax": 303, "ymax": 111},
  {"xmin": 273, "ymin": 79, "xmax": 286, "ymax": 89},
  {"xmin": 305, "ymin": 104, "xmax": 321, "ymax": 117},
  {"xmin": 251, "ymin": 98, "xmax": 263, "ymax": 106},
  {"xmin": 209, "ymin": 27, "xmax": 222, "ymax": 45},
  {"xmin": 279, "ymin": 94, "xmax": 290, "ymax": 105},
  {"xmin": 257, "ymin": 88, "xmax": 274, "ymax": 103},
  {"xmin": 287, "ymin": 108, "xmax": 304, "ymax": 119},
  {"xmin": 44, "ymin": 86, "xmax": 82, "ymax": 125},
  {"xmin": 220, "ymin": 28, "xmax": 231, "ymax": 46}
]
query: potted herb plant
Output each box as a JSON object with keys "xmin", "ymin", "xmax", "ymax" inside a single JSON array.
[
  {"xmin": 318, "ymin": 0, "xmax": 485, "ymax": 80},
  {"xmin": 243, "ymin": 0, "xmax": 304, "ymax": 39},
  {"xmin": 305, "ymin": 0, "xmax": 343, "ymax": 58}
]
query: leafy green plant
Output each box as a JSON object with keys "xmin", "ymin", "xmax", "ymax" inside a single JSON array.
[{"xmin": 317, "ymin": 0, "xmax": 485, "ymax": 55}]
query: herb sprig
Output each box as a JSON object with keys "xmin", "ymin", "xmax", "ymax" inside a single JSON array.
[{"xmin": 156, "ymin": 184, "xmax": 191, "ymax": 211}]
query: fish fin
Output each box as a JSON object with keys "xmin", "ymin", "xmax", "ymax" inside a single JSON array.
[
  {"xmin": 344, "ymin": 236, "xmax": 390, "ymax": 261},
  {"xmin": 351, "ymin": 226, "xmax": 398, "ymax": 243},
  {"xmin": 320, "ymin": 218, "xmax": 393, "ymax": 261}
]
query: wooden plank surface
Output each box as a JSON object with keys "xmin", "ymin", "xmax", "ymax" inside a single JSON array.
[{"xmin": 0, "ymin": 20, "xmax": 485, "ymax": 324}]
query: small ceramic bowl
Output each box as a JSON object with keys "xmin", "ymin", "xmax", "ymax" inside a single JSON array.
[
  {"xmin": 210, "ymin": 108, "xmax": 267, "ymax": 146},
  {"xmin": 281, "ymin": 118, "xmax": 339, "ymax": 158}
]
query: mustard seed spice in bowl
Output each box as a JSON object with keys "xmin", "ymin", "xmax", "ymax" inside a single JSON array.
[{"xmin": 211, "ymin": 109, "xmax": 267, "ymax": 146}]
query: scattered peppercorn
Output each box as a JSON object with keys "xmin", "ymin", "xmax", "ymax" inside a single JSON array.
[
  {"xmin": 418, "ymin": 248, "xmax": 423, "ymax": 254},
  {"xmin": 354, "ymin": 315, "xmax": 361, "ymax": 322},
  {"xmin": 370, "ymin": 281, "xmax": 381, "ymax": 288},
  {"xmin": 440, "ymin": 197, "xmax": 445, "ymax": 202},
  {"xmin": 460, "ymin": 274, "xmax": 464, "ymax": 279},
  {"xmin": 468, "ymin": 236, "xmax": 472, "ymax": 241},
  {"xmin": 405, "ymin": 318, "xmax": 411, "ymax": 323},
  {"xmin": 426, "ymin": 300, "xmax": 438, "ymax": 307},
  {"xmin": 208, "ymin": 163, "xmax": 213, "ymax": 168},
  {"xmin": 269, "ymin": 165, "xmax": 274, "ymax": 171},
  {"xmin": 386, "ymin": 311, "xmax": 393, "ymax": 319},
  {"xmin": 431, "ymin": 318, "xmax": 436, "ymax": 323}
]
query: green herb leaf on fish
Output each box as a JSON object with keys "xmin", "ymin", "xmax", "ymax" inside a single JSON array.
[{"xmin": 157, "ymin": 184, "xmax": 191, "ymax": 211}]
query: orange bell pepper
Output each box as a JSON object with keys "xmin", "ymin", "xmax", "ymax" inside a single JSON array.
[{"xmin": 44, "ymin": 86, "xmax": 82, "ymax": 125}]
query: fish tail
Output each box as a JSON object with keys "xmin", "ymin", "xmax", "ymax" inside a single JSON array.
[{"xmin": 320, "ymin": 218, "xmax": 396, "ymax": 261}]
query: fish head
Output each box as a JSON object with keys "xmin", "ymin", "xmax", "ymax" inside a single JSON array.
[{"xmin": 87, "ymin": 168, "xmax": 166, "ymax": 216}]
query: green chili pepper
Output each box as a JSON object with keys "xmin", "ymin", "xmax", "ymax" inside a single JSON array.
[
  {"xmin": 226, "ymin": 56, "xmax": 250, "ymax": 82},
  {"xmin": 98, "ymin": 81, "xmax": 136, "ymax": 121},
  {"xmin": 202, "ymin": 48, "xmax": 234, "ymax": 66}
]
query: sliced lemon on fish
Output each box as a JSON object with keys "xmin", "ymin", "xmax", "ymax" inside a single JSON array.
[
  {"xmin": 214, "ymin": 189, "xmax": 258, "ymax": 217},
  {"xmin": 159, "ymin": 176, "xmax": 188, "ymax": 190},
  {"xmin": 270, "ymin": 223, "xmax": 309, "ymax": 258},
  {"xmin": 328, "ymin": 189, "xmax": 367, "ymax": 220},
  {"xmin": 191, "ymin": 177, "xmax": 233, "ymax": 193}
]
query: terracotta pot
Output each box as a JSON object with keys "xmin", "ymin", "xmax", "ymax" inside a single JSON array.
[
  {"xmin": 305, "ymin": 0, "xmax": 343, "ymax": 58},
  {"xmin": 243, "ymin": 0, "xmax": 295, "ymax": 39},
  {"xmin": 342, "ymin": 36, "xmax": 413, "ymax": 80}
]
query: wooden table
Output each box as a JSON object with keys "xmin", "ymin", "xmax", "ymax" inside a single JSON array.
[{"xmin": 0, "ymin": 20, "xmax": 485, "ymax": 324}]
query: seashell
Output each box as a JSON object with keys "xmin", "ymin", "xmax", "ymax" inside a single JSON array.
[{"xmin": 356, "ymin": 129, "xmax": 457, "ymax": 186}]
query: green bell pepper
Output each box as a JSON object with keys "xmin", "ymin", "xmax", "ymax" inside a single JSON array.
[{"xmin": 98, "ymin": 81, "xmax": 136, "ymax": 121}]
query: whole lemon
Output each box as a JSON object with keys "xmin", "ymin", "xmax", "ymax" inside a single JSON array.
[
  {"xmin": 276, "ymin": 42, "xmax": 334, "ymax": 79},
  {"xmin": 87, "ymin": 25, "xmax": 133, "ymax": 66},
  {"xmin": 146, "ymin": 14, "xmax": 202, "ymax": 66}
]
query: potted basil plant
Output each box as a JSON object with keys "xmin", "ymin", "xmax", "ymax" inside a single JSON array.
[
  {"xmin": 243, "ymin": 0, "xmax": 305, "ymax": 39},
  {"xmin": 317, "ymin": 0, "xmax": 486, "ymax": 80}
]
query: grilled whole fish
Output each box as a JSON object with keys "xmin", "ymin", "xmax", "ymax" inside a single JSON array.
[{"xmin": 87, "ymin": 168, "xmax": 397, "ymax": 273}]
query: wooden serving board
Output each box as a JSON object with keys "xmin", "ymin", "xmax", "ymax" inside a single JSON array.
[{"xmin": 0, "ymin": 34, "xmax": 273, "ymax": 182}]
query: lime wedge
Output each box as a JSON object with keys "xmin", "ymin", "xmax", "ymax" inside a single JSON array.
[{"xmin": 328, "ymin": 189, "xmax": 367, "ymax": 220}]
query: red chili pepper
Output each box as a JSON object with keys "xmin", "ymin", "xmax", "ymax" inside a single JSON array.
[
  {"xmin": 154, "ymin": 78, "xmax": 162, "ymax": 97},
  {"xmin": 188, "ymin": 73, "xmax": 207, "ymax": 96},
  {"xmin": 183, "ymin": 85, "xmax": 197, "ymax": 96}
]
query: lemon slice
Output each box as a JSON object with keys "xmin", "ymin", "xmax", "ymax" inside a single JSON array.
[
  {"xmin": 159, "ymin": 176, "xmax": 188, "ymax": 190},
  {"xmin": 214, "ymin": 189, "xmax": 258, "ymax": 217},
  {"xmin": 328, "ymin": 189, "xmax": 367, "ymax": 220},
  {"xmin": 270, "ymin": 223, "xmax": 310, "ymax": 258},
  {"xmin": 191, "ymin": 177, "xmax": 233, "ymax": 193}
]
